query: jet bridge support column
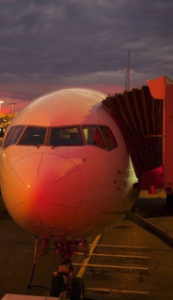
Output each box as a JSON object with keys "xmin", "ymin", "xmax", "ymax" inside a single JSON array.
[{"xmin": 148, "ymin": 76, "xmax": 173, "ymax": 205}]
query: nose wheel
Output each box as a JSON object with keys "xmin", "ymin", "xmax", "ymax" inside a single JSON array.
[
  {"xmin": 50, "ymin": 275, "xmax": 65, "ymax": 298},
  {"xmin": 70, "ymin": 277, "xmax": 84, "ymax": 300},
  {"xmin": 50, "ymin": 271, "xmax": 84, "ymax": 300}
]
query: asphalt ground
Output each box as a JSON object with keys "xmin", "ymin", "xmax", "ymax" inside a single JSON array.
[{"xmin": 135, "ymin": 190, "xmax": 173, "ymax": 236}]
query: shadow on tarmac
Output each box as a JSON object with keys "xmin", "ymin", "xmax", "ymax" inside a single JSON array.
[{"xmin": 133, "ymin": 196, "xmax": 173, "ymax": 219}]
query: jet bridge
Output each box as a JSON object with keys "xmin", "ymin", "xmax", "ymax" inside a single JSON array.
[{"xmin": 102, "ymin": 76, "xmax": 173, "ymax": 194}]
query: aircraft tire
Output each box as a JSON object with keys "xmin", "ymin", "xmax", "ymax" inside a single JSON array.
[
  {"xmin": 70, "ymin": 277, "xmax": 84, "ymax": 300},
  {"xmin": 50, "ymin": 275, "xmax": 65, "ymax": 297}
]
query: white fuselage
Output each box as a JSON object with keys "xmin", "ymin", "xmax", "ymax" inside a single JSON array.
[{"xmin": 0, "ymin": 88, "xmax": 138, "ymax": 239}]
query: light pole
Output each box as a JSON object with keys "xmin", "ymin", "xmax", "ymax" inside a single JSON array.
[
  {"xmin": 0, "ymin": 100, "xmax": 4, "ymax": 114},
  {"xmin": 10, "ymin": 102, "xmax": 16, "ymax": 113}
]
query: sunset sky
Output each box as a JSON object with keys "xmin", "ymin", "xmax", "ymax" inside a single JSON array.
[{"xmin": 0, "ymin": 0, "xmax": 172, "ymax": 113}]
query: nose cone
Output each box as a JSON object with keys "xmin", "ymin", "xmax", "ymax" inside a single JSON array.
[{"xmin": 3, "ymin": 153, "xmax": 82, "ymax": 236}]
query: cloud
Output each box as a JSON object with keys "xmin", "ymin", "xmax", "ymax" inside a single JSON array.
[{"xmin": 0, "ymin": 0, "xmax": 172, "ymax": 106}]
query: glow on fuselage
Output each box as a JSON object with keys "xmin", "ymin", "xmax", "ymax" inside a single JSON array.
[{"xmin": 0, "ymin": 88, "xmax": 138, "ymax": 239}]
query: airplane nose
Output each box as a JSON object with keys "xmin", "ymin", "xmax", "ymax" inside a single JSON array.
[{"xmin": 5, "ymin": 153, "xmax": 82, "ymax": 234}]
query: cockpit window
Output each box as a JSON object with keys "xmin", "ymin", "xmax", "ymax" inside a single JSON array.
[
  {"xmin": 82, "ymin": 126, "xmax": 106, "ymax": 149},
  {"xmin": 49, "ymin": 127, "xmax": 83, "ymax": 147},
  {"xmin": 18, "ymin": 126, "xmax": 46, "ymax": 145},
  {"xmin": 3, "ymin": 126, "xmax": 24, "ymax": 149},
  {"xmin": 99, "ymin": 126, "xmax": 118, "ymax": 150},
  {"xmin": 82, "ymin": 125, "xmax": 118, "ymax": 151},
  {"xmin": 2, "ymin": 124, "xmax": 117, "ymax": 151}
]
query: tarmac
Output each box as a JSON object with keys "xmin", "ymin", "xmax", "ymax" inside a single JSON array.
[{"xmin": 135, "ymin": 189, "xmax": 173, "ymax": 237}]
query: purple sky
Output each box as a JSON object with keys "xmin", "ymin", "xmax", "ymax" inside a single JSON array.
[{"xmin": 0, "ymin": 0, "xmax": 172, "ymax": 112}]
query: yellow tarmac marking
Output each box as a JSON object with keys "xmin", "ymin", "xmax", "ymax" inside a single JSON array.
[
  {"xmin": 77, "ymin": 253, "xmax": 149, "ymax": 259},
  {"xmin": 86, "ymin": 287, "xmax": 149, "ymax": 295},
  {"xmin": 74, "ymin": 262, "xmax": 148, "ymax": 273},
  {"xmin": 76, "ymin": 234, "xmax": 102, "ymax": 278}
]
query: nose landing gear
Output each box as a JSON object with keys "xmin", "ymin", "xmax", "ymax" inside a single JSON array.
[
  {"xmin": 28, "ymin": 237, "xmax": 87, "ymax": 299},
  {"xmin": 48, "ymin": 239, "xmax": 87, "ymax": 300}
]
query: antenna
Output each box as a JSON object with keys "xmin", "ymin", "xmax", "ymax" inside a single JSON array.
[
  {"xmin": 10, "ymin": 102, "xmax": 16, "ymax": 113},
  {"xmin": 125, "ymin": 50, "xmax": 130, "ymax": 90}
]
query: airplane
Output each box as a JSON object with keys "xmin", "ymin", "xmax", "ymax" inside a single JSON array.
[{"xmin": 0, "ymin": 88, "xmax": 139, "ymax": 299}]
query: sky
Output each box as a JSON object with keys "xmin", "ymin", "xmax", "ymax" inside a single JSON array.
[{"xmin": 0, "ymin": 0, "xmax": 172, "ymax": 113}]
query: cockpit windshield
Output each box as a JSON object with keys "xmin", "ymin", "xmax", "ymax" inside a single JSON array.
[
  {"xmin": 49, "ymin": 127, "xmax": 82, "ymax": 147},
  {"xmin": 18, "ymin": 126, "xmax": 46, "ymax": 146},
  {"xmin": 3, "ymin": 125, "xmax": 118, "ymax": 152},
  {"xmin": 3, "ymin": 126, "xmax": 24, "ymax": 149}
]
